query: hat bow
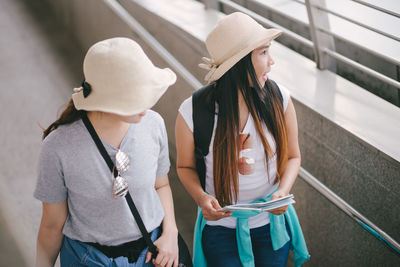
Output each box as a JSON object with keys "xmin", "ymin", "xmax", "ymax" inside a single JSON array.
[{"xmin": 199, "ymin": 57, "xmax": 219, "ymax": 82}]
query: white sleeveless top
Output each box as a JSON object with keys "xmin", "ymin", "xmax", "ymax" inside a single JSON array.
[{"xmin": 178, "ymin": 84, "xmax": 290, "ymax": 229}]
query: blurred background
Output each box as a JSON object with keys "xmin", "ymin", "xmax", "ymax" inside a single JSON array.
[{"xmin": 0, "ymin": 0, "xmax": 399, "ymax": 266}]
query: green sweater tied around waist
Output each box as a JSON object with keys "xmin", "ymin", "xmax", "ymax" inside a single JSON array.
[{"xmin": 193, "ymin": 194, "xmax": 310, "ymax": 267}]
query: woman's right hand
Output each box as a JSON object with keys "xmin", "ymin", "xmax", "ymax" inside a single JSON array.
[{"xmin": 198, "ymin": 194, "xmax": 232, "ymax": 221}]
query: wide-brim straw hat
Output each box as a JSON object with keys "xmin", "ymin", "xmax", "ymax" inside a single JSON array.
[
  {"xmin": 199, "ymin": 12, "xmax": 282, "ymax": 83},
  {"xmin": 72, "ymin": 37, "xmax": 176, "ymax": 116}
]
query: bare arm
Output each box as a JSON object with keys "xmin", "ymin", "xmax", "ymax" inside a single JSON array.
[
  {"xmin": 175, "ymin": 113, "xmax": 231, "ymax": 220},
  {"xmin": 36, "ymin": 201, "xmax": 68, "ymax": 267},
  {"xmin": 270, "ymin": 98, "xmax": 301, "ymax": 214},
  {"xmin": 146, "ymin": 175, "xmax": 178, "ymax": 267}
]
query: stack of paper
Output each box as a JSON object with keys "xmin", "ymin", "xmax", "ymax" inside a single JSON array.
[{"xmin": 219, "ymin": 194, "xmax": 295, "ymax": 212}]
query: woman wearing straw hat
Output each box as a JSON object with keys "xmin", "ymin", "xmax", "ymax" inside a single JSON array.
[
  {"xmin": 35, "ymin": 37, "xmax": 182, "ymax": 267},
  {"xmin": 175, "ymin": 12, "xmax": 309, "ymax": 267}
]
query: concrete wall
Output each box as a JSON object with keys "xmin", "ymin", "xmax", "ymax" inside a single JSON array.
[
  {"xmin": 42, "ymin": 0, "xmax": 400, "ymax": 265},
  {"xmin": 294, "ymin": 99, "xmax": 400, "ymax": 266}
]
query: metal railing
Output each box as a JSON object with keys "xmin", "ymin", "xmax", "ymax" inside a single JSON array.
[
  {"xmin": 299, "ymin": 168, "xmax": 400, "ymax": 255},
  {"xmin": 349, "ymin": 0, "xmax": 400, "ymax": 19},
  {"xmin": 294, "ymin": 0, "xmax": 400, "ymax": 19},
  {"xmin": 323, "ymin": 48, "xmax": 400, "ymax": 88},
  {"xmin": 308, "ymin": 2, "xmax": 400, "ymax": 42},
  {"xmin": 104, "ymin": 0, "xmax": 400, "ymax": 256},
  {"xmin": 303, "ymin": 0, "xmax": 400, "ymax": 88},
  {"xmin": 317, "ymin": 27, "xmax": 400, "ymax": 68},
  {"xmin": 217, "ymin": 0, "xmax": 400, "ymax": 89},
  {"xmin": 291, "ymin": 0, "xmax": 400, "ymax": 68}
]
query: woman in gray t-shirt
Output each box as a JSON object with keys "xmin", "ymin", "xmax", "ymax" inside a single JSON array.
[{"xmin": 35, "ymin": 38, "xmax": 179, "ymax": 267}]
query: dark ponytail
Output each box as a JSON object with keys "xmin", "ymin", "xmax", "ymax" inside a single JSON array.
[{"xmin": 42, "ymin": 99, "xmax": 81, "ymax": 140}]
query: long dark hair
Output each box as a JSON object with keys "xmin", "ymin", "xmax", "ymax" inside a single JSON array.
[
  {"xmin": 42, "ymin": 99, "xmax": 81, "ymax": 140},
  {"xmin": 209, "ymin": 53, "xmax": 288, "ymax": 206}
]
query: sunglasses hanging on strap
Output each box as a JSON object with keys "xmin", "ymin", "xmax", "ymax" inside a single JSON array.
[{"xmin": 80, "ymin": 111, "xmax": 159, "ymax": 259}]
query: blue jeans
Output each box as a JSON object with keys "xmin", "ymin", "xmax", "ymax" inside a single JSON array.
[
  {"xmin": 202, "ymin": 223, "xmax": 291, "ymax": 267},
  {"xmin": 60, "ymin": 228, "xmax": 159, "ymax": 267}
]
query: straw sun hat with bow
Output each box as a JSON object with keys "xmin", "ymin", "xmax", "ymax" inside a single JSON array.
[
  {"xmin": 199, "ymin": 12, "xmax": 282, "ymax": 83},
  {"xmin": 72, "ymin": 37, "xmax": 176, "ymax": 116}
]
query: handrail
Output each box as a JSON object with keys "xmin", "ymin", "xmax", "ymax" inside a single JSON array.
[
  {"xmin": 317, "ymin": 27, "xmax": 400, "ymax": 67},
  {"xmin": 103, "ymin": 0, "xmax": 203, "ymax": 90},
  {"xmin": 291, "ymin": 0, "xmax": 306, "ymax": 5},
  {"xmin": 310, "ymin": 3, "xmax": 400, "ymax": 43},
  {"xmin": 298, "ymin": 167, "xmax": 400, "ymax": 255},
  {"xmin": 293, "ymin": 0, "xmax": 400, "ymax": 19},
  {"xmin": 218, "ymin": 0, "xmax": 314, "ymax": 49},
  {"xmin": 350, "ymin": 0, "xmax": 400, "ymax": 19},
  {"xmin": 322, "ymin": 47, "xmax": 400, "ymax": 88},
  {"xmin": 293, "ymin": 0, "xmax": 400, "ymax": 66}
]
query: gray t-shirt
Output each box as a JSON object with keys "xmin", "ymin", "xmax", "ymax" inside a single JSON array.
[{"xmin": 34, "ymin": 110, "xmax": 170, "ymax": 245}]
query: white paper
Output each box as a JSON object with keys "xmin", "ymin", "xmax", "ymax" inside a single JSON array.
[{"xmin": 219, "ymin": 194, "xmax": 295, "ymax": 212}]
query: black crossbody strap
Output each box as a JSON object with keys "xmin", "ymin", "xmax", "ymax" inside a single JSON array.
[
  {"xmin": 80, "ymin": 112, "xmax": 118, "ymax": 177},
  {"xmin": 80, "ymin": 111, "xmax": 158, "ymax": 258}
]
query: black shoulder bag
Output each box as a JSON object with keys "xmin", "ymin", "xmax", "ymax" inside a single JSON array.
[
  {"xmin": 192, "ymin": 83, "xmax": 216, "ymax": 191},
  {"xmin": 192, "ymin": 80, "xmax": 283, "ymax": 190},
  {"xmin": 80, "ymin": 111, "xmax": 192, "ymax": 267}
]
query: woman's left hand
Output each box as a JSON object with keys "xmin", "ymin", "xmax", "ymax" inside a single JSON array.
[
  {"xmin": 268, "ymin": 190, "xmax": 289, "ymax": 215},
  {"xmin": 145, "ymin": 229, "xmax": 179, "ymax": 267}
]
